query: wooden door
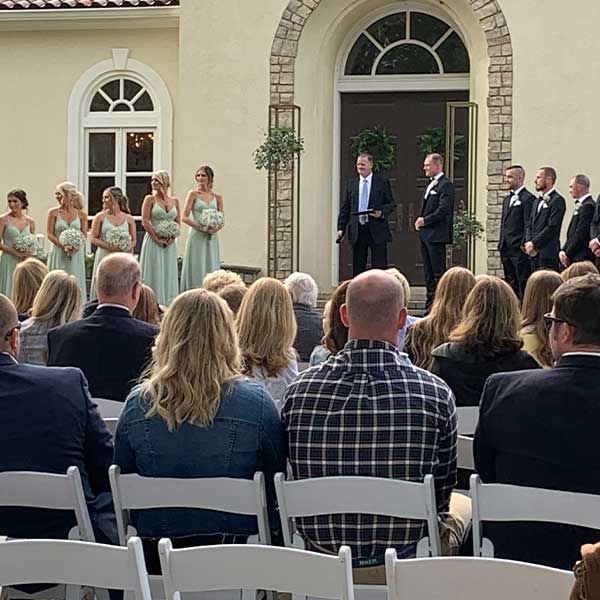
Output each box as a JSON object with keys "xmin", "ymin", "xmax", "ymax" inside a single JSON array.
[{"xmin": 339, "ymin": 91, "xmax": 469, "ymax": 284}]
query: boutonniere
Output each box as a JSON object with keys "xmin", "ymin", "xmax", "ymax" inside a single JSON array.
[
  {"xmin": 510, "ymin": 195, "xmax": 521, "ymax": 207},
  {"xmin": 573, "ymin": 210, "xmax": 579, "ymax": 215},
  {"xmin": 543, "ymin": 193, "xmax": 552, "ymax": 202}
]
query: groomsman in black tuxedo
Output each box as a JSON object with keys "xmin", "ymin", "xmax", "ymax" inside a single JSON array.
[
  {"xmin": 523, "ymin": 166, "xmax": 566, "ymax": 272},
  {"xmin": 559, "ymin": 175, "xmax": 595, "ymax": 269},
  {"xmin": 498, "ymin": 165, "xmax": 535, "ymax": 299},
  {"xmin": 415, "ymin": 153, "xmax": 455, "ymax": 312},
  {"xmin": 588, "ymin": 195, "xmax": 600, "ymax": 267},
  {"xmin": 337, "ymin": 153, "xmax": 395, "ymax": 276}
]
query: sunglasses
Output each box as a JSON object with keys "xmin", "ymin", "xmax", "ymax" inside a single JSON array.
[
  {"xmin": 4, "ymin": 322, "xmax": 21, "ymax": 341},
  {"xmin": 543, "ymin": 313, "xmax": 571, "ymax": 333}
]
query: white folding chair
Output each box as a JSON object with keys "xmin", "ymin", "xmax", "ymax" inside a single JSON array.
[
  {"xmin": 275, "ymin": 473, "xmax": 441, "ymax": 558},
  {"xmin": 0, "ymin": 537, "xmax": 152, "ymax": 600},
  {"xmin": 158, "ymin": 541, "xmax": 354, "ymax": 600},
  {"xmin": 457, "ymin": 435, "xmax": 474, "ymax": 471},
  {"xmin": 470, "ymin": 474, "xmax": 600, "ymax": 557},
  {"xmin": 103, "ymin": 418, "xmax": 118, "ymax": 435},
  {"xmin": 456, "ymin": 406, "xmax": 478, "ymax": 435},
  {"xmin": 94, "ymin": 398, "xmax": 124, "ymax": 419},
  {"xmin": 384, "ymin": 550, "xmax": 574, "ymax": 600}
]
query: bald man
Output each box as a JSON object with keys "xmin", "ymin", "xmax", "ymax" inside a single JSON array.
[
  {"xmin": 283, "ymin": 270, "xmax": 466, "ymax": 582},
  {"xmin": 47, "ymin": 253, "xmax": 157, "ymax": 401},
  {"xmin": 0, "ymin": 293, "xmax": 114, "ymax": 542}
]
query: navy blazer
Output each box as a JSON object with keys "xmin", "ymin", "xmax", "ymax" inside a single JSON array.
[
  {"xmin": 419, "ymin": 175, "xmax": 455, "ymax": 244},
  {"xmin": 527, "ymin": 190, "xmax": 567, "ymax": 260},
  {"xmin": 562, "ymin": 195, "xmax": 595, "ymax": 262},
  {"xmin": 337, "ymin": 173, "xmax": 395, "ymax": 246},
  {"xmin": 498, "ymin": 187, "xmax": 536, "ymax": 254},
  {"xmin": 474, "ymin": 354, "xmax": 600, "ymax": 569},
  {"xmin": 47, "ymin": 306, "xmax": 158, "ymax": 402},
  {"xmin": 0, "ymin": 355, "xmax": 113, "ymax": 539}
]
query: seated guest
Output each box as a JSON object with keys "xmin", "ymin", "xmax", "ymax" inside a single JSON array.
[
  {"xmin": 520, "ymin": 269, "xmax": 562, "ymax": 367},
  {"xmin": 132, "ymin": 283, "xmax": 161, "ymax": 326},
  {"xmin": 386, "ymin": 268, "xmax": 420, "ymax": 351},
  {"xmin": 474, "ymin": 273, "xmax": 600, "ymax": 570},
  {"xmin": 47, "ymin": 253, "xmax": 157, "ymax": 401},
  {"xmin": 0, "ymin": 293, "xmax": 114, "ymax": 543},
  {"xmin": 284, "ymin": 272, "xmax": 323, "ymax": 362},
  {"xmin": 561, "ymin": 260, "xmax": 599, "ymax": 281},
  {"xmin": 283, "ymin": 270, "xmax": 468, "ymax": 581},
  {"xmin": 11, "ymin": 257, "xmax": 48, "ymax": 321},
  {"xmin": 430, "ymin": 276, "xmax": 539, "ymax": 406},
  {"xmin": 202, "ymin": 268, "xmax": 243, "ymax": 293},
  {"xmin": 405, "ymin": 267, "xmax": 476, "ymax": 369},
  {"xmin": 19, "ymin": 270, "xmax": 81, "ymax": 365},
  {"xmin": 114, "ymin": 289, "xmax": 286, "ymax": 563},
  {"xmin": 237, "ymin": 277, "xmax": 298, "ymax": 411},
  {"xmin": 309, "ymin": 280, "xmax": 350, "ymax": 367},
  {"xmin": 217, "ymin": 283, "xmax": 247, "ymax": 316}
]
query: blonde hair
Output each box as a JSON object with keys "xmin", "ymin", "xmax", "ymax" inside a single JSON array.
[
  {"xmin": 144, "ymin": 289, "xmax": 241, "ymax": 431},
  {"xmin": 152, "ymin": 170, "xmax": 170, "ymax": 190},
  {"xmin": 31, "ymin": 270, "xmax": 81, "ymax": 326},
  {"xmin": 386, "ymin": 268, "xmax": 411, "ymax": 304},
  {"xmin": 521, "ymin": 269, "xmax": 563, "ymax": 367},
  {"xmin": 132, "ymin": 284, "xmax": 161, "ymax": 325},
  {"xmin": 237, "ymin": 277, "xmax": 297, "ymax": 377},
  {"xmin": 56, "ymin": 181, "xmax": 84, "ymax": 210},
  {"xmin": 405, "ymin": 266, "xmax": 476, "ymax": 369},
  {"xmin": 11, "ymin": 258, "xmax": 48, "ymax": 314},
  {"xmin": 561, "ymin": 261, "xmax": 599, "ymax": 281},
  {"xmin": 202, "ymin": 269, "xmax": 244, "ymax": 293},
  {"xmin": 449, "ymin": 275, "xmax": 522, "ymax": 355}
]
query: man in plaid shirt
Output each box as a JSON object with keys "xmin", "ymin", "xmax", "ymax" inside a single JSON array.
[{"xmin": 282, "ymin": 270, "xmax": 468, "ymax": 582}]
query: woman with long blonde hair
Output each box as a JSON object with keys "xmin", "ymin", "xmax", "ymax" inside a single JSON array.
[
  {"xmin": 520, "ymin": 269, "xmax": 563, "ymax": 367},
  {"xmin": 11, "ymin": 257, "xmax": 48, "ymax": 318},
  {"xmin": 430, "ymin": 275, "xmax": 539, "ymax": 406},
  {"xmin": 114, "ymin": 289, "xmax": 285, "ymax": 554},
  {"xmin": 237, "ymin": 277, "xmax": 298, "ymax": 411},
  {"xmin": 405, "ymin": 266, "xmax": 476, "ymax": 370},
  {"xmin": 19, "ymin": 270, "xmax": 81, "ymax": 365}
]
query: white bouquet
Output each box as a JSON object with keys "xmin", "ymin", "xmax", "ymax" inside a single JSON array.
[
  {"xmin": 154, "ymin": 220, "xmax": 180, "ymax": 240},
  {"xmin": 105, "ymin": 228, "xmax": 132, "ymax": 251},
  {"xmin": 13, "ymin": 232, "xmax": 37, "ymax": 255},
  {"xmin": 198, "ymin": 209, "xmax": 224, "ymax": 232},
  {"xmin": 59, "ymin": 228, "xmax": 83, "ymax": 254}
]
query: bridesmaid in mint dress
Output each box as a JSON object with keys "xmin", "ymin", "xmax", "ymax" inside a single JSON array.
[
  {"xmin": 180, "ymin": 165, "xmax": 224, "ymax": 292},
  {"xmin": 139, "ymin": 170, "xmax": 181, "ymax": 305},
  {"xmin": 89, "ymin": 186, "xmax": 137, "ymax": 300},
  {"xmin": 46, "ymin": 182, "xmax": 88, "ymax": 303},
  {"xmin": 0, "ymin": 189, "xmax": 36, "ymax": 298}
]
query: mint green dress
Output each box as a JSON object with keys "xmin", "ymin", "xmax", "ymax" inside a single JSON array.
[
  {"xmin": 140, "ymin": 202, "xmax": 179, "ymax": 305},
  {"xmin": 180, "ymin": 196, "xmax": 221, "ymax": 292},
  {"xmin": 0, "ymin": 222, "xmax": 30, "ymax": 298},
  {"xmin": 47, "ymin": 215, "xmax": 87, "ymax": 303},
  {"xmin": 90, "ymin": 217, "xmax": 130, "ymax": 301}
]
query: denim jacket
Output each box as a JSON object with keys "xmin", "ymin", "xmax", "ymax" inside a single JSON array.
[{"xmin": 113, "ymin": 378, "xmax": 287, "ymax": 539}]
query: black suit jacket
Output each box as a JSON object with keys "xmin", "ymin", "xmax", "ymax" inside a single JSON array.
[
  {"xmin": 589, "ymin": 195, "xmax": 600, "ymax": 243},
  {"xmin": 563, "ymin": 195, "xmax": 595, "ymax": 262},
  {"xmin": 474, "ymin": 354, "xmax": 600, "ymax": 569},
  {"xmin": 526, "ymin": 190, "xmax": 566, "ymax": 260},
  {"xmin": 0, "ymin": 355, "xmax": 113, "ymax": 540},
  {"xmin": 337, "ymin": 173, "xmax": 394, "ymax": 246},
  {"xmin": 418, "ymin": 175, "xmax": 455, "ymax": 244},
  {"xmin": 498, "ymin": 187, "xmax": 536, "ymax": 254},
  {"xmin": 47, "ymin": 306, "xmax": 157, "ymax": 401}
]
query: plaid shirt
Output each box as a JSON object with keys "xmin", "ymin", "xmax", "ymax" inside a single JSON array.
[{"xmin": 282, "ymin": 339, "xmax": 457, "ymax": 563}]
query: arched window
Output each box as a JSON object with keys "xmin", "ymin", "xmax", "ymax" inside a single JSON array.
[{"xmin": 344, "ymin": 10, "xmax": 469, "ymax": 76}]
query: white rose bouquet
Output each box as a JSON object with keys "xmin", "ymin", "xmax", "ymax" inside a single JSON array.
[
  {"xmin": 59, "ymin": 228, "xmax": 83, "ymax": 256},
  {"xmin": 105, "ymin": 228, "xmax": 132, "ymax": 251},
  {"xmin": 198, "ymin": 209, "xmax": 224, "ymax": 238},
  {"xmin": 13, "ymin": 232, "xmax": 37, "ymax": 256},
  {"xmin": 154, "ymin": 220, "xmax": 180, "ymax": 240}
]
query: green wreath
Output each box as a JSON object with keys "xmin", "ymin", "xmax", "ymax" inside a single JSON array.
[{"xmin": 351, "ymin": 127, "xmax": 396, "ymax": 172}]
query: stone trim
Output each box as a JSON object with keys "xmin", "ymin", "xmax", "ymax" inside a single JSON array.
[{"xmin": 270, "ymin": 0, "xmax": 513, "ymax": 277}]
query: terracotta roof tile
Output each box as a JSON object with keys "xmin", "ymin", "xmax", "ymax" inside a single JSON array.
[{"xmin": 0, "ymin": 0, "xmax": 178, "ymax": 8}]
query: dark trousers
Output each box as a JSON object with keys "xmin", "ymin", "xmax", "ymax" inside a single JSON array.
[
  {"xmin": 501, "ymin": 251, "xmax": 531, "ymax": 300},
  {"xmin": 352, "ymin": 224, "xmax": 388, "ymax": 277},
  {"xmin": 420, "ymin": 239, "xmax": 447, "ymax": 311},
  {"xmin": 531, "ymin": 255, "xmax": 560, "ymax": 273}
]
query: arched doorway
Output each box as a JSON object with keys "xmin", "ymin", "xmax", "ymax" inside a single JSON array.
[{"xmin": 335, "ymin": 6, "xmax": 471, "ymax": 282}]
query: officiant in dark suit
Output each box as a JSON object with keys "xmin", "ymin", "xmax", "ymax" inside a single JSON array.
[
  {"xmin": 337, "ymin": 153, "xmax": 395, "ymax": 276},
  {"xmin": 415, "ymin": 153, "xmax": 455, "ymax": 311},
  {"xmin": 589, "ymin": 195, "xmax": 600, "ymax": 268},
  {"xmin": 498, "ymin": 165, "xmax": 535, "ymax": 299}
]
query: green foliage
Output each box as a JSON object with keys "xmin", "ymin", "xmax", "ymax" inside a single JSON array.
[
  {"xmin": 418, "ymin": 127, "xmax": 464, "ymax": 162},
  {"xmin": 253, "ymin": 126, "xmax": 304, "ymax": 171},
  {"xmin": 351, "ymin": 127, "xmax": 396, "ymax": 172},
  {"xmin": 453, "ymin": 207, "xmax": 485, "ymax": 247}
]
